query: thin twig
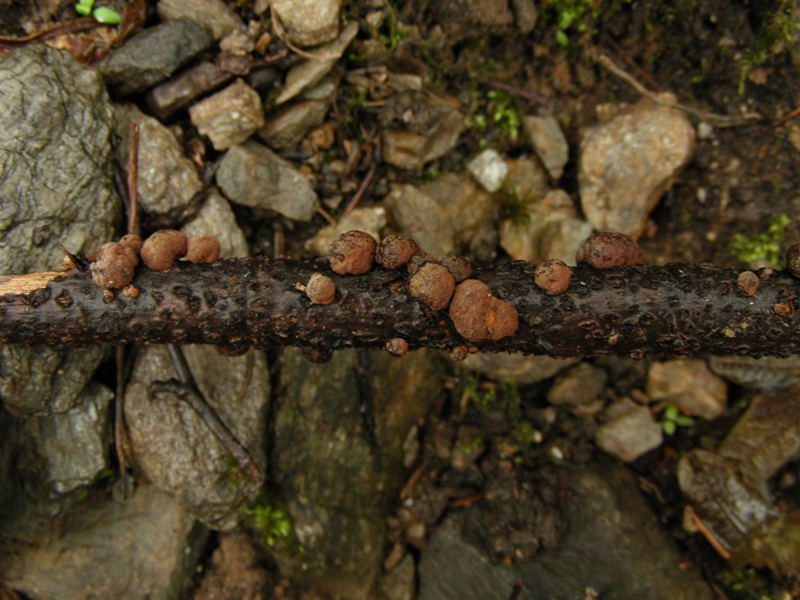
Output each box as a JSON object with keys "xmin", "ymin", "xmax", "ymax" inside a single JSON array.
[
  {"xmin": 342, "ymin": 161, "xmax": 377, "ymax": 218},
  {"xmin": 596, "ymin": 54, "xmax": 762, "ymax": 127},
  {"xmin": 234, "ymin": 348, "xmax": 254, "ymax": 404},
  {"xmin": 686, "ymin": 505, "xmax": 732, "ymax": 560},
  {"xmin": 773, "ymin": 105, "xmax": 800, "ymax": 127},
  {"xmin": 126, "ymin": 122, "xmax": 140, "ymax": 238}
]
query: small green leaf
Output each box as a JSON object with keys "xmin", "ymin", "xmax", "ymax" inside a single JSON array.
[
  {"xmin": 75, "ymin": 0, "xmax": 94, "ymax": 15},
  {"xmin": 675, "ymin": 415, "xmax": 695, "ymax": 428},
  {"xmin": 92, "ymin": 6, "xmax": 121, "ymax": 24},
  {"xmin": 555, "ymin": 30, "xmax": 569, "ymax": 47},
  {"xmin": 662, "ymin": 420, "xmax": 676, "ymax": 436}
]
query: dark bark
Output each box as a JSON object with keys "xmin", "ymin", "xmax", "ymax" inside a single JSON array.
[{"xmin": 2, "ymin": 257, "xmax": 800, "ymax": 359}]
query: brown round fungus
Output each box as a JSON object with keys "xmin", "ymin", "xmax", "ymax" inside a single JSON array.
[
  {"xmin": 90, "ymin": 242, "xmax": 139, "ymax": 289},
  {"xmin": 576, "ymin": 232, "xmax": 642, "ymax": 269},
  {"xmin": 306, "ymin": 272, "xmax": 336, "ymax": 305},
  {"xmin": 409, "ymin": 263, "xmax": 456, "ymax": 311},
  {"xmin": 448, "ymin": 279, "xmax": 519, "ymax": 342},
  {"xmin": 406, "ymin": 251, "xmax": 437, "ymax": 275},
  {"xmin": 328, "ymin": 230, "xmax": 377, "ymax": 275},
  {"xmin": 376, "ymin": 235, "xmax": 419, "ymax": 269},
  {"xmin": 119, "ymin": 234, "xmax": 143, "ymax": 253},
  {"xmin": 450, "ymin": 346, "xmax": 468, "ymax": 361},
  {"xmin": 385, "ymin": 338, "xmax": 409, "ymax": 357},
  {"xmin": 787, "ymin": 244, "xmax": 800, "ymax": 278},
  {"xmin": 736, "ymin": 271, "xmax": 759, "ymax": 297},
  {"xmin": 534, "ymin": 259, "xmax": 572, "ymax": 295},
  {"xmin": 140, "ymin": 229, "xmax": 187, "ymax": 271},
  {"xmin": 186, "ymin": 235, "xmax": 221, "ymax": 264},
  {"xmin": 441, "ymin": 255, "xmax": 473, "ymax": 283}
]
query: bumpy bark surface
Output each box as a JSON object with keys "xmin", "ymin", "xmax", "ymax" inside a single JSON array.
[{"xmin": 2, "ymin": 258, "xmax": 800, "ymax": 359}]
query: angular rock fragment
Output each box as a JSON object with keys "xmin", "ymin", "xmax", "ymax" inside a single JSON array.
[
  {"xmin": 595, "ymin": 398, "xmax": 662, "ymax": 462},
  {"xmin": 523, "ymin": 114, "xmax": 568, "ymax": 180},
  {"xmin": 146, "ymin": 61, "xmax": 229, "ymax": 121},
  {"xmin": 646, "ymin": 359, "xmax": 727, "ymax": 420},
  {"xmin": 271, "ymin": 0, "xmax": 343, "ymax": 47},
  {"xmin": 96, "ymin": 19, "xmax": 213, "ymax": 96},
  {"xmin": 190, "ymin": 79, "xmax": 265, "ymax": 151},
  {"xmin": 216, "ymin": 141, "xmax": 319, "ymax": 220},
  {"xmin": 579, "ymin": 95, "xmax": 695, "ymax": 239},
  {"xmin": 158, "ymin": 0, "xmax": 243, "ymax": 40}
]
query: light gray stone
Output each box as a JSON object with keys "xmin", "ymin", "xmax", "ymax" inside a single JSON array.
[
  {"xmin": 304, "ymin": 207, "xmax": 386, "ymax": 256},
  {"xmin": 524, "ymin": 114, "xmax": 568, "ymax": 180},
  {"xmin": 271, "ymin": 0, "xmax": 343, "ymax": 47},
  {"xmin": 182, "ymin": 188, "xmax": 250, "ymax": 258},
  {"xmin": 190, "ymin": 79, "xmax": 265, "ymax": 151},
  {"xmin": 158, "ymin": 0, "xmax": 243, "ymax": 40},
  {"xmin": 579, "ymin": 94, "xmax": 695, "ymax": 239},
  {"xmin": 547, "ymin": 362, "xmax": 607, "ymax": 406},
  {"xmin": 258, "ymin": 99, "xmax": 330, "ymax": 151},
  {"xmin": 467, "ymin": 148, "xmax": 508, "ymax": 192},
  {"xmin": 647, "ymin": 358, "xmax": 728, "ymax": 420},
  {"xmin": 595, "ymin": 398, "xmax": 663, "ymax": 462},
  {"xmin": 216, "ymin": 140, "xmax": 320, "ymax": 221}
]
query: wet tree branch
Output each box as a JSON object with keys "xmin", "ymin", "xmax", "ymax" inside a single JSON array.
[{"xmin": 1, "ymin": 258, "xmax": 799, "ymax": 360}]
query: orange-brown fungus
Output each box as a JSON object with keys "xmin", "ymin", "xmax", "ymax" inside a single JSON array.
[
  {"xmin": 409, "ymin": 263, "xmax": 456, "ymax": 311},
  {"xmin": 306, "ymin": 272, "xmax": 336, "ymax": 305},
  {"xmin": 328, "ymin": 230, "xmax": 376, "ymax": 275},
  {"xmin": 186, "ymin": 235, "xmax": 221, "ymax": 264},
  {"xmin": 119, "ymin": 234, "xmax": 143, "ymax": 253},
  {"xmin": 448, "ymin": 279, "xmax": 519, "ymax": 342},
  {"xmin": 576, "ymin": 232, "xmax": 642, "ymax": 269},
  {"xmin": 407, "ymin": 251, "xmax": 437, "ymax": 275},
  {"xmin": 90, "ymin": 242, "xmax": 139, "ymax": 289},
  {"xmin": 376, "ymin": 235, "xmax": 418, "ymax": 269},
  {"xmin": 736, "ymin": 271, "xmax": 759, "ymax": 297},
  {"xmin": 534, "ymin": 259, "xmax": 571, "ymax": 295},
  {"xmin": 441, "ymin": 255, "xmax": 473, "ymax": 283},
  {"xmin": 140, "ymin": 230, "xmax": 187, "ymax": 271}
]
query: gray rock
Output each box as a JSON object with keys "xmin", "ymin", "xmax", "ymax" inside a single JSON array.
[
  {"xmin": 647, "ymin": 359, "xmax": 728, "ymax": 420},
  {"xmin": 158, "ymin": 0, "xmax": 243, "ymax": 40},
  {"xmin": 579, "ymin": 95, "xmax": 695, "ymax": 239},
  {"xmin": 305, "ymin": 207, "xmax": 386, "ymax": 256},
  {"xmin": 216, "ymin": 140, "xmax": 320, "ymax": 221},
  {"xmin": 595, "ymin": 398, "xmax": 663, "ymax": 462},
  {"xmin": 124, "ymin": 345, "xmax": 269, "ymax": 530},
  {"xmin": 276, "ymin": 21, "xmax": 359, "ymax": 105},
  {"xmin": 523, "ymin": 114, "xmax": 569, "ymax": 180},
  {"xmin": 96, "ymin": 19, "xmax": 213, "ymax": 97},
  {"xmin": 271, "ymin": 0, "xmax": 343, "ymax": 47},
  {"xmin": 461, "ymin": 353, "xmax": 575, "ymax": 385},
  {"xmin": 418, "ymin": 460, "xmax": 713, "ymax": 600},
  {"xmin": 114, "ymin": 103, "xmax": 204, "ymax": 229},
  {"xmin": 258, "ymin": 99, "xmax": 330, "ymax": 151},
  {"xmin": 381, "ymin": 94, "xmax": 465, "ymax": 171},
  {"xmin": 182, "ymin": 187, "xmax": 250, "ymax": 259},
  {"xmin": 511, "ymin": 0, "xmax": 537, "ymax": 33},
  {"xmin": 467, "ymin": 148, "xmax": 508, "ymax": 193},
  {"xmin": 0, "ymin": 484, "xmax": 207, "ymax": 600},
  {"xmin": 192, "ymin": 532, "xmax": 272, "ymax": 599},
  {"xmin": 380, "ymin": 553, "xmax": 415, "ymax": 600},
  {"xmin": 382, "ymin": 173, "xmax": 495, "ymax": 259},
  {"xmin": 272, "ymin": 347, "xmax": 443, "ymax": 599},
  {"xmin": 0, "ymin": 45, "xmax": 119, "ymax": 416},
  {"xmin": 547, "ymin": 362, "xmax": 607, "ymax": 407},
  {"xmin": 146, "ymin": 61, "xmax": 229, "ymax": 121},
  {"xmin": 537, "ymin": 216, "xmax": 594, "ymax": 265},
  {"xmin": 189, "ymin": 79, "xmax": 265, "ymax": 151},
  {"xmin": 0, "ymin": 382, "xmax": 113, "ymax": 538}
]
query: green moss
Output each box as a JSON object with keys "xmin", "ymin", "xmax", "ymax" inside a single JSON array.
[
  {"xmin": 739, "ymin": 0, "xmax": 800, "ymax": 93},
  {"xmin": 497, "ymin": 182, "xmax": 533, "ymax": 228},
  {"xmin": 486, "ymin": 90, "xmax": 521, "ymax": 143},
  {"xmin": 729, "ymin": 214, "xmax": 791, "ymax": 268},
  {"xmin": 242, "ymin": 497, "xmax": 295, "ymax": 549}
]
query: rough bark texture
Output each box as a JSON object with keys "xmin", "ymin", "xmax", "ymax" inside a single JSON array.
[{"xmin": 2, "ymin": 258, "xmax": 799, "ymax": 359}]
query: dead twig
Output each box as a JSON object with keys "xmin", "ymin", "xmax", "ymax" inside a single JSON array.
[{"xmin": 595, "ymin": 53, "xmax": 762, "ymax": 127}]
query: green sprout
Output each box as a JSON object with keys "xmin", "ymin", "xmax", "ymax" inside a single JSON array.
[
  {"xmin": 544, "ymin": 0, "xmax": 601, "ymax": 46},
  {"xmin": 75, "ymin": 0, "xmax": 121, "ymax": 24},
  {"xmin": 660, "ymin": 404, "xmax": 694, "ymax": 436},
  {"xmin": 486, "ymin": 90, "xmax": 521, "ymax": 143},
  {"xmin": 729, "ymin": 214, "xmax": 791, "ymax": 268},
  {"xmin": 243, "ymin": 502, "xmax": 293, "ymax": 547},
  {"xmin": 497, "ymin": 182, "xmax": 533, "ymax": 228}
]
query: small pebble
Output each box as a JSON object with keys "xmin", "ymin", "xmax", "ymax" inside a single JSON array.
[
  {"xmin": 305, "ymin": 272, "xmax": 336, "ymax": 304},
  {"xmin": 385, "ymin": 338, "xmax": 409, "ymax": 357},
  {"xmin": 576, "ymin": 232, "xmax": 642, "ymax": 269},
  {"xmin": 736, "ymin": 270, "xmax": 759, "ymax": 297},
  {"xmin": 534, "ymin": 259, "xmax": 571, "ymax": 295},
  {"xmin": 328, "ymin": 230, "xmax": 376, "ymax": 275}
]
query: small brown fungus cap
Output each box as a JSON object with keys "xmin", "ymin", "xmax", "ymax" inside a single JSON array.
[
  {"xmin": 385, "ymin": 338, "xmax": 409, "ymax": 357},
  {"xmin": 441, "ymin": 255, "xmax": 473, "ymax": 283},
  {"xmin": 787, "ymin": 244, "xmax": 800, "ymax": 278},
  {"xmin": 141, "ymin": 229, "xmax": 187, "ymax": 271},
  {"xmin": 306, "ymin": 272, "xmax": 336, "ymax": 305},
  {"xmin": 448, "ymin": 279, "xmax": 519, "ymax": 342},
  {"xmin": 736, "ymin": 271, "xmax": 759, "ymax": 297},
  {"xmin": 119, "ymin": 234, "xmax": 143, "ymax": 253},
  {"xmin": 407, "ymin": 251, "xmax": 437, "ymax": 275},
  {"xmin": 576, "ymin": 232, "xmax": 642, "ymax": 269},
  {"xmin": 186, "ymin": 235, "xmax": 221, "ymax": 264},
  {"xmin": 328, "ymin": 230, "xmax": 376, "ymax": 275},
  {"xmin": 376, "ymin": 235, "xmax": 419, "ymax": 269},
  {"xmin": 534, "ymin": 259, "xmax": 571, "ymax": 295},
  {"xmin": 409, "ymin": 263, "xmax": 456, "ymax": 311},
  {"xmin": 90, "ymin": 242, "xmax": 139, "ymax": 289}
]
